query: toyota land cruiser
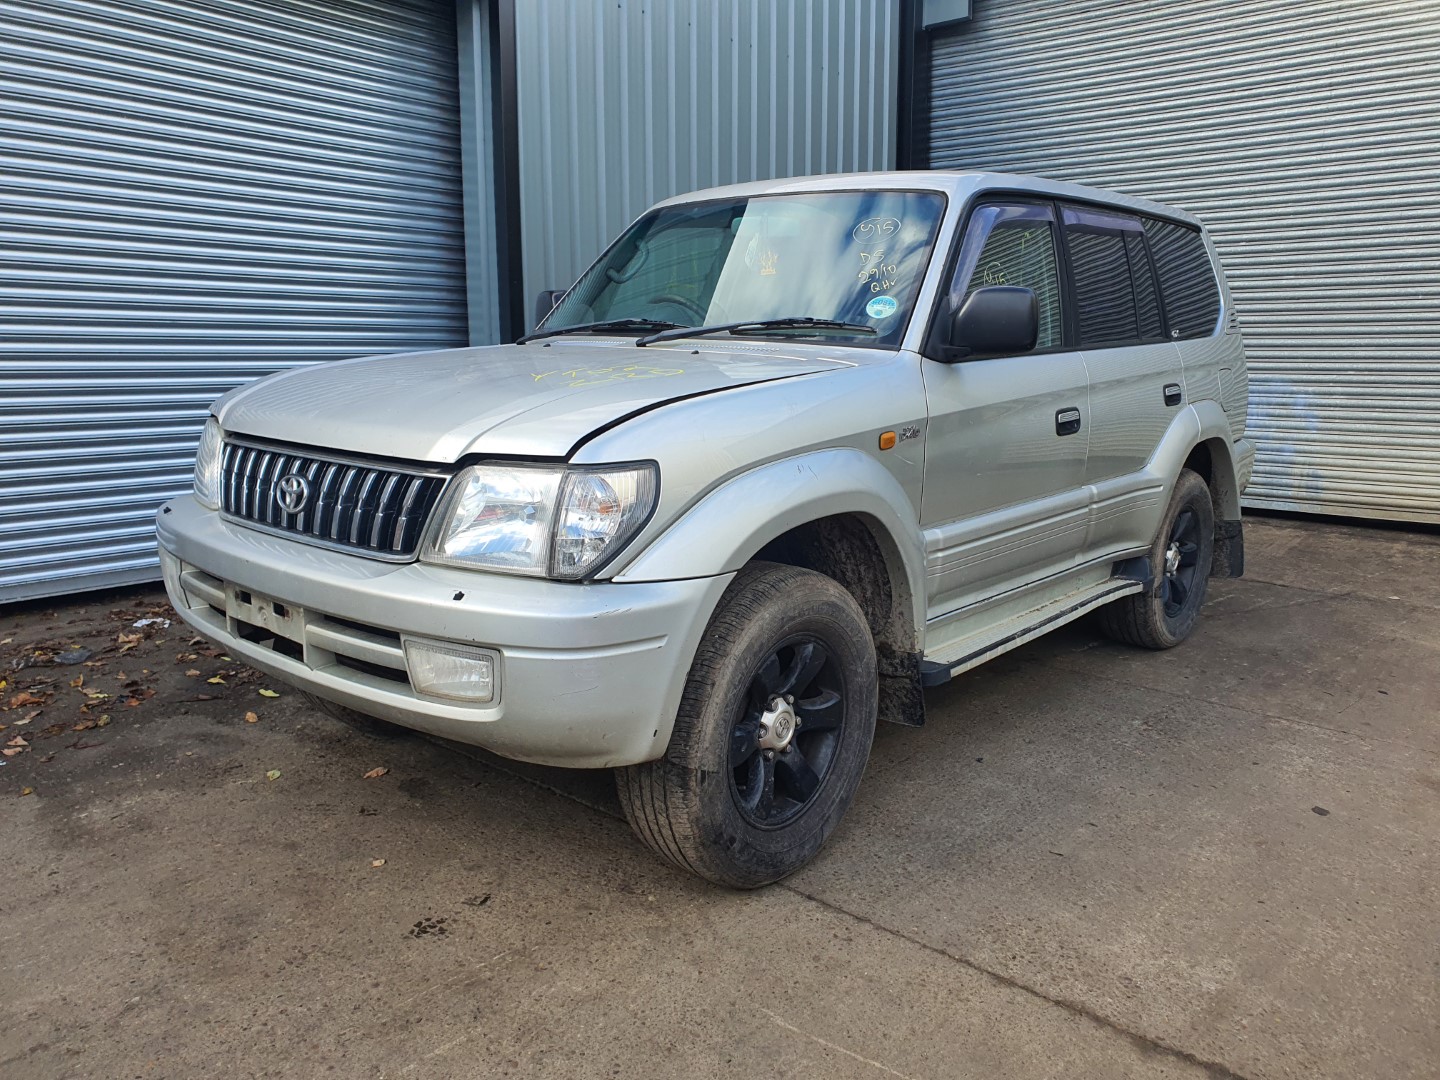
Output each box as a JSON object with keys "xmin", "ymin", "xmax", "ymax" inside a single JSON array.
[{"xmin": 156, "ymin": 172, "xmax": 1252, "ymax": 887}]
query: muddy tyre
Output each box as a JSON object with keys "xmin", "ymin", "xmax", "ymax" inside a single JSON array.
[
  {"xmin": 301, "ymin": 692, "xmax": 413, "ymax": 740},
  {"xmin": 1100, "ymin": 468, "xmax": 1215, "ymax": 649},
  {"xmin": 616, "ymin": 562, "xmax": 878, "ymax": 888}
]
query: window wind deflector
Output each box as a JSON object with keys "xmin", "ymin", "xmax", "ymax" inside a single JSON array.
[
  {"xmin": 517, "ymin": 317, "xmax": 685, "ymax": 345},
  {"xmin": 635, "ymin": 317, "xmax": 878, "ymax": 347}
]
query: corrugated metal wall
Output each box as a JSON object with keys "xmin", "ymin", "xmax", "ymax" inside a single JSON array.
[
  {"xmin": 1, "ymin": 0, "xmax": 472, "ymax": 602},
  {"xmin": 514, "ymin": 0, "xmax": 901, "ymax": 327},
  {"xmin": 924, "ymin": 0, "xmax": 1440, "ymax": 523}
]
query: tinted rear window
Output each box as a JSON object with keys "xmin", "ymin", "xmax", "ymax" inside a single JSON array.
[
  {"xmin": 1143, "ymin": 218, "xmax": 1221, "ymax": 339},
  {"xmin": 1067, "ymin": 229, "xmax": 1137, "ymax": 344},
  {"xmin": 1125, "ymin": 233, "xmax": 1163, "ymax": 340}
]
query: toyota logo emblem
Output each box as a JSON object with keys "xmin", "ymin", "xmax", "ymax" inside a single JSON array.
[{"xmin": 276, "ymin": 473, "xmax": 311, "ymax": 514}]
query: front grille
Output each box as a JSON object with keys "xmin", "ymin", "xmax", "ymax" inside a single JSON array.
[{"xmin": 220, "ymin": 440, "xmax": 449, "ymax": 559}]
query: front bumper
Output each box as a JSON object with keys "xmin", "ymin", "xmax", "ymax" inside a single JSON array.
[{"xmin": 156, "ymin": 495, "xmax": 732, "ymax": 768}]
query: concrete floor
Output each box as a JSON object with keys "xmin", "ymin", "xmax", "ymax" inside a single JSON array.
[{"xmin": 1, "ymin": 516, "xmax": 1436, "ymax": 1079}]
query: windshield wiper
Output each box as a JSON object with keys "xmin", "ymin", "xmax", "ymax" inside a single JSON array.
[
  {"xmin": 635, "ymin": 317, "xmax": 878, "ymax": 347},
  {"xmin": 517, "ymin": 317, "xmax": 685, "ymax": 345}
]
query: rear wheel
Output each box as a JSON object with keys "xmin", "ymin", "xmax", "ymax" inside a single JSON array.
[
  {"xmin": 1100, "ymin": 468, "xmax": 1215, "ymax": 649},
  {"xmin": 616, "ymin": 562, "xmax": 877, "ymax": 888},
  {"xmin": 300, "ymin": 692, "xmax": 413, "ymax": 740}
]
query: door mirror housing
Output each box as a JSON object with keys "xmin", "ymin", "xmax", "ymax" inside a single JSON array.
[
  {"xmin": 944, "ymin": 285, "xmax": 1039, "ymax": 361},
  {"xmin": 534, "ymin": 289, "xmax": 566, "ymax": 327}
]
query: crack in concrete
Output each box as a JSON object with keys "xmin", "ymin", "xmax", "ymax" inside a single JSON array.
[
  {"xmin": 780, "ymin": 882, "xmax": 1252, "ymax": 1080},
  {"xmin": 446, "ymin": 741, "xmax": 1254, "ymax": 1080}
]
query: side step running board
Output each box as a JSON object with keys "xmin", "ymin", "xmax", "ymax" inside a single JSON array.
[{"xmin": 920, "ymin": 580, "xmax": 1144, "ymax": 688}]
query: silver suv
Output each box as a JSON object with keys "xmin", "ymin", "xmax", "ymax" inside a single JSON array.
[{"xmin": 157, "ymin": 172, "xmax": 1252, "ymax": 888}]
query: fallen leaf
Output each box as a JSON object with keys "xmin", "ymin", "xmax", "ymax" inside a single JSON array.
[
  {"xmin": 116, "ymin": 632, "xmax": 142, "ymax": 645},
  {"xmin": 175, "ymin": 652, "xmax": 199, "ymax": 663},
  {"xmin": 266, "ymin": 769, "xmax": 281, "ymax": 781},
  {"xmin": 6, "ymin": 735, "xmax": 29, "ymax": 747},
  {"xmin": 244, "ymin": 711, "xmax": 259, "ymax": 724},
  {"xmin": 7, "ymin": 691, "xmax": 48, "ymax": 709},
  {"xmin": 185, "ymin": 669, "xmax": 201, "ymax": 678},
  {"xmin": 1, "ymin": 747, "xmax": 25, "ymax": 758},
  {"xmin": 20, "ymin": 787, "xmax": 33, "ymax": 797},
  {"xmin": 207, "ymin": 676, "xmax": 226, "ymax": 685},
  {"xmin": 362, "ymin": 767, "xmax": 389, "ymax": 779},
  {"xmin": 70, "ymin": 675, "xmax": 84, "ymax": 689},
  {"xmin": 84, "ymin": 691, "xmax": 110, "ymax": 702},
  {"xmin": 73, "ymin": 720, "xmax": 96, "ymax": 732},
  {"xmin": 220, "ymin": 655, "xmax": 234, "ymax": 662},
  {"xmin": 96, "ymin": 715, "xmax": 110, "ymax": 727},
  {"xmin": 258, "ymin": 689, "xmax": 280, "ymax": 698},
  {"xmin": 371, "ymin": 858, "xmax": 386, "ymax": 868}
]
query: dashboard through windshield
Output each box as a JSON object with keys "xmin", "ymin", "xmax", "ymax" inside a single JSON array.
[{"xmin": 541, "ymin": 190, "xmax": 947, "ymax": 347}]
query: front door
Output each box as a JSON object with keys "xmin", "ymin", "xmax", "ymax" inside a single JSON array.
[{"xmin": 920, "ymin": 200, "xmax": 1090, "ymax": 620}]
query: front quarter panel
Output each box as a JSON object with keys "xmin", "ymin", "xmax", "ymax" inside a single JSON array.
[
  {"xmin": 576, "ymin": 348, "xmax": 929, "ymax": 593},
  {"xmin": 613, "ymin": 448, "xmax": 928, "ymax": 633}
]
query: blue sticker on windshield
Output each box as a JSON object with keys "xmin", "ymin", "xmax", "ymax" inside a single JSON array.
[{"xmin": 866, "ymin": 295, "xmax": 898, "ymax": 320}]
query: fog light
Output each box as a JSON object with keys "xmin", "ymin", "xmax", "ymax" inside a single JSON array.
[{"xmin": 403, "ymin": 639, "xmax": 497, "ymax": 703}]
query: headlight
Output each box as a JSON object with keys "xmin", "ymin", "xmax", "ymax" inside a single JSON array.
[
  {"xmin": 193, "ymin": 416, "xmax": 223, "ymax": 510},
  {"xmin": 423, "ymin": 462, "xmax": 657, "ymax": 579}
]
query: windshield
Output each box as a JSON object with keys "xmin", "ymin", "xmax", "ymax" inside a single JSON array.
[{"xmin": 541, "ymin": 190, "xmax": 946, "ymax": 347}]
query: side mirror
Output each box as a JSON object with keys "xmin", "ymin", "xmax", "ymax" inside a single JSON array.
[
  {"xmin": 534, "ymin": 289, "xmax": 566, "ymax": 327},
  {"xmin": 945, "ymin": 286, "xmax": 1038, "ymax": 361}
]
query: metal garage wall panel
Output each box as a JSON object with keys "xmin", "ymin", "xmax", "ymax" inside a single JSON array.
[
  {"xmin": 1, "ymin": 0, "xmax": 471, "ymax": 602},
  {"xmin": 925, "ymin": 0, "xmax": 1440, "ymax": 523},
  {"xmin": 514, "ymin": 0, "xmax": 900, "ymax": 326}
]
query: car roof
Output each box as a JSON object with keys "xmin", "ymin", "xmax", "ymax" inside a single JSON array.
[{"xmin": 653, "ymin": 170, "xmax": 1203, "ymax": 228}]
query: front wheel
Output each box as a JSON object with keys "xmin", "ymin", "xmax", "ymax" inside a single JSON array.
[
  {"xmin": 616, "ymin": 562, "xmax": 878, "ymax": 888},
  {"xmin": 1100, "ymin": 468, "xmax": 1215, "ymax": 649}
]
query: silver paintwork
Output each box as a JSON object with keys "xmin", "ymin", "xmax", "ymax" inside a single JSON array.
[
  {"xmin": 157, "ymin": 170, "xmax": 1251, "ymax": 768},
  {"xmin": 925, "ymin": 0, "xmax": 1440, "ymax": 523}
]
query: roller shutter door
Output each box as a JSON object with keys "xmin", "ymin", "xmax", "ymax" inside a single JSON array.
[
  {"xmin": 2, "ymin": 0, "xmax": 468, "ymax": 602},
  {"xmin": 924, "ymin": 0, "xmax": 1440, "ymax": 523}
]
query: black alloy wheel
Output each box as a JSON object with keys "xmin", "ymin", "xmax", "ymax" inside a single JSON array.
[
  {"xmin": 1098, "ymin": 467, "xmax": 1215, "ymax": 650},
  {"xmin": 1162, "ymin": 506, "xmax": 1204, "ymax": 618},
  {"xmin": 615, "ymin": 562, "xmax": 878, "ymax": 888},
  {"xmin": 729, "ymin": 637, "xmax": 846, "ymax": 828}
]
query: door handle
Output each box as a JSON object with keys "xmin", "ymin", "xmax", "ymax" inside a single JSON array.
[
  {"xmin": 1164, "ymin": 383, "xmax": 1183, "ymax": 406},
  {"xmin": 1055, "ymin": 407, "xmax": 1082, "ymax": 436}
]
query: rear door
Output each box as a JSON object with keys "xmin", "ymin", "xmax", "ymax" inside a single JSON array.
[
  {"xmin": 920, "ymin": 200, "xmax": 1090, "ymax": 619},
  {"xmin": 1060, "ymin": 204, "xmax": 1186, "ymax": 556}
]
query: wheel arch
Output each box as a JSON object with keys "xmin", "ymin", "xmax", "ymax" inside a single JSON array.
[
  {"xmin": 1156, "ymin": 400, "xmax": 1246, "ymax": 578},
  {"xmin": 613, "ymin": 449, "xmax": 929, "ymax": 725}
]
